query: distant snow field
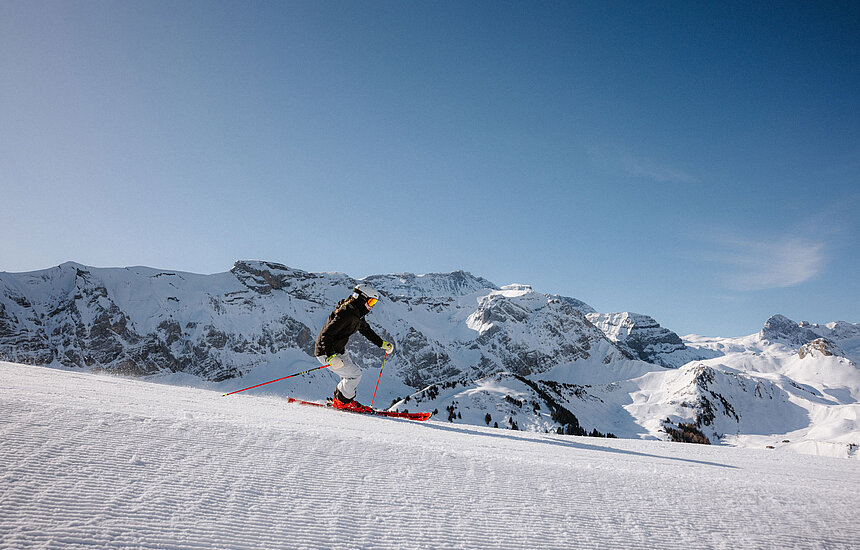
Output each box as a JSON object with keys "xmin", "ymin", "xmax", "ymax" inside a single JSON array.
[{"xmin": 2, "ymin": 363, "xmax": 858, "ymax": 549}]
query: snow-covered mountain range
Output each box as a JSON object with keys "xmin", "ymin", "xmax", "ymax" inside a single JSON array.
[{"xmin": 1, "ymin": 261, "xmax": 857, "ymax": 457}]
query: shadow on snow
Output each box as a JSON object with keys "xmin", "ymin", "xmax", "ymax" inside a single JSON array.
[{"xmin": 416, "ymin": 420, "xmax": 740, "ymax": 470}]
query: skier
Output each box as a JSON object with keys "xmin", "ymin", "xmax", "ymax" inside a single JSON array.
[{"xmin": 315, "ymin": 283, "xmax": 394, "ymax": 412}]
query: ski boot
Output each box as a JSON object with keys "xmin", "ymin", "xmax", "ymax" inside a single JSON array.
[{"xmin": 332, "ymin": 388, "xmax": 373, "ymax": 413}]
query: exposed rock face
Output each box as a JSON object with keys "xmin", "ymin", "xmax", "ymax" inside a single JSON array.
[
  {"xmin": 814, "ymin": 321, "xmax": 860, "ymax": 342},
  {"xmin": 585, "ymin": 312, "xmax": 701, "ymax": 368},
  {"xmin": 0, "ymin": 262, "xmax": 321, "ymax": 381},
  {"xmin": 798, "ymin": 338, "xmax": 845, "ymax": 359},
  {"xmin": 653, "ymin": 363, "xmax": 805, "ymax": 444},
  {"xmin": 760, "ymin": 314, "xmax": 820, "ymax": 346},
  {"xmin": 363, "ymin": 270, "xmax": 498, "ymax": 298},
  {"xmin": 801, "ymin": 320, "xmax": 860, "ymax": 359},
  {"xmin": 464, "ymin": 287, "xmax": 623, "ymax": 380},
  {"xmin": 0, "ymin": 262, "xmax": 626, "ymax": 387}
]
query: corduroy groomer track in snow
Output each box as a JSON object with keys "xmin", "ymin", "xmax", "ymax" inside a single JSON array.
[{"xmin": 1, "ymin": 363, "xmax": 858, "ymax": 549}]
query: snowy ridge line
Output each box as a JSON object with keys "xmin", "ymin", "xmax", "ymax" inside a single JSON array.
[
  {"xmin": 1, "ymin": 262, "xmax": 858, "ymax": 457},
  {"xmin": 2, "ymin": 362, "xmax": 860, "ymax": 550}
]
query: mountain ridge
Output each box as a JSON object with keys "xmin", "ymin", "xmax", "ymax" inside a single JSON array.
[{"xmin": 1, "ymin": 261, "xmax": 857, "ymax": 457}]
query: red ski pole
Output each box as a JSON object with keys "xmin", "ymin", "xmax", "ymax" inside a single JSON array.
[
  {"xmin": 370, "ymin": 352, "xmax": 388, "ymax": 408},
  {"xmin": 222, "ymin": 364, "xmax": 329, "ymax": 397}
]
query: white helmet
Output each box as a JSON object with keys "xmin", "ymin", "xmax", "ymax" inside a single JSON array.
[{"xmin": 353, "ymin": 283, "xmax": 380, "ymax": 302}]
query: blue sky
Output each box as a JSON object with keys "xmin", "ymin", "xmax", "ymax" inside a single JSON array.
[{"xmin": 1, "ymin": 1, "xmax": 857, "ymax": 337}]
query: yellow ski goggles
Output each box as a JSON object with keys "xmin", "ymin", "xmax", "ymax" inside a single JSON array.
[{"xmin": 366, "ymin": 297, "xmax": 378, "ymax": 307}]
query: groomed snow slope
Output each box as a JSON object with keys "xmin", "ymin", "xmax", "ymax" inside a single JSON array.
[{"xmin": 2, "ymin": 363, "xmax": 859, "ymax": 550}]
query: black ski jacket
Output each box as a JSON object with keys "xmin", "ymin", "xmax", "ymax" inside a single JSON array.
[{"xmin": 314, "ymin": 297, "xmax": 383, "ymax": 357}]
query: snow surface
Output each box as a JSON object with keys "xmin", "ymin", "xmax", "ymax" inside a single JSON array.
[{"xmin": 2, "ymin": 362, "xmax": 859, "ymax": 549}]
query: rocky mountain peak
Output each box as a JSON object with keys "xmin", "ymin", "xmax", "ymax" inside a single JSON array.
[
  {"xmin": 819, "ymin": 321, "xmax": 860, "ymax": 341},
  {"xmin": 0, "ymin": 261, "xmax": 625, "ymax": 388},
  {"xmin": 585, "ymin": 312, "xmax": 698, "ymax": 368},
  {"xmin": 230, "ymin": 261, "xmax": 351, "ymax": 301},
  {"xmin": 362, "ymin": 270, "xmax": 497, "ymax": 298},
  {"xmin": 760, "ymin": 314, "xmax": 820, "ymax": 346}
]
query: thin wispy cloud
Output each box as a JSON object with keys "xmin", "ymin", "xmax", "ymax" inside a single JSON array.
[
  {"xmin": 587, "ymin": 143, "xmax": 699, "ymax": 184},
  {"xmin": 708, "ymin": 236, "xmax": 828, "ymax": 291},
  {"xmin": 617, "ymin": 152, "xmax": 699, "ymax": 183}
]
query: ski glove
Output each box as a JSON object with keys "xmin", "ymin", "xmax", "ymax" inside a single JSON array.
[
  {"xmin": 381, "ymin": 341, "xmax": 394, "ymax": 354},
  {"xmin": 326, "ymin": 354, "xmax": 344, "ymax": 369}
]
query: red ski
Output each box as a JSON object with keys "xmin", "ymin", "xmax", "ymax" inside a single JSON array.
[{"xmin": 287, "ymin": 398, "xmax": 432, "ymax": 421}]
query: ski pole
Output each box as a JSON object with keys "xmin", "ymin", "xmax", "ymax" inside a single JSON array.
[
  {"xmin": 222, "ymin": 364, "xmax": 329, "ymax": 397},
  {"xmin": 370, "ymin": 352, "xmax": 388, "ymax": 408}
]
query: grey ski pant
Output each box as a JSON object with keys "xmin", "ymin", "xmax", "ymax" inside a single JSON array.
[{"xmin": 317, "ymin": 353, "xmax": 362, "ymax": 400}]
